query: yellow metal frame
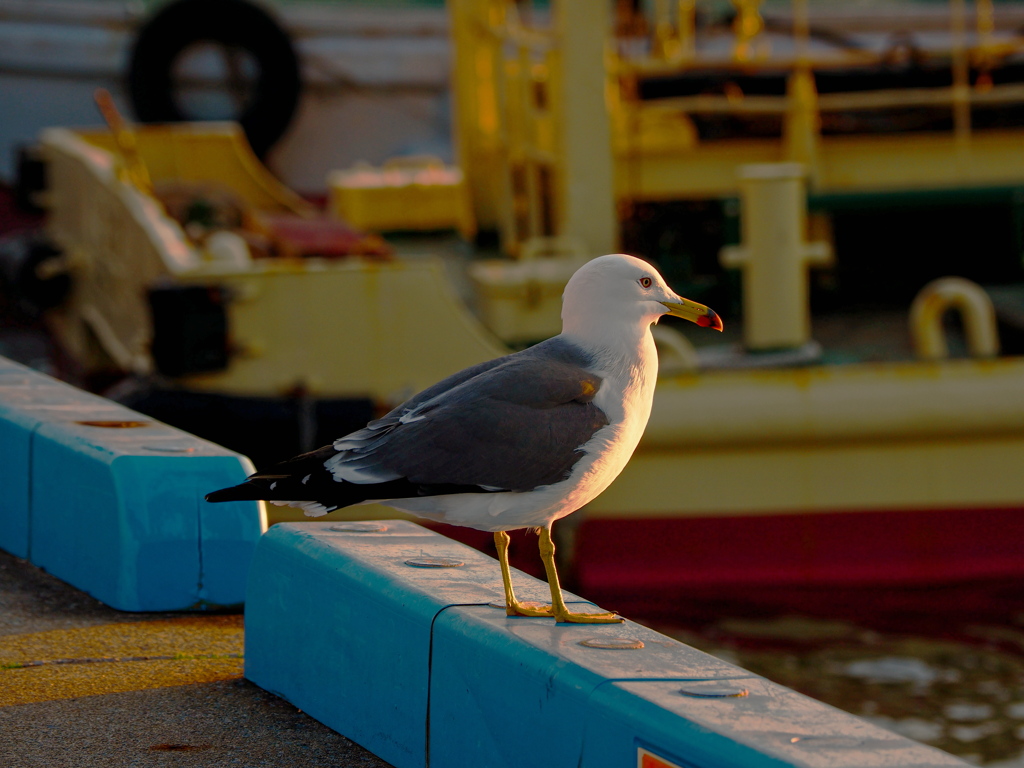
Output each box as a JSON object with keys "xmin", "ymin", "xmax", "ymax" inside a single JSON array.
[
  {"xmin": 449, "ymin": 0, "xmax": 617, "ymax": 255},
  {"xmin": 450, "ymin": 0, "xmax": 1024, "ymax": 252}
]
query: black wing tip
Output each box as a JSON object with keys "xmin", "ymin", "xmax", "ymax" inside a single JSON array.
[{"xmin": 205, "ymin": 486, "xmax": 254, "ymax": 503}]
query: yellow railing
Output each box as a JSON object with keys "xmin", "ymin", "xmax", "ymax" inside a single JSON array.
[{"xmin": 451, "ymin": 0, "xmax": 1024, "ymax": 254}]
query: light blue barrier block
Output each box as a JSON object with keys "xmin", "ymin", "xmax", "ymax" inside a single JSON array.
[
  {"xmin": 30, "ymin": 416, "xmax": 264, "ymax": 611},
  {"xmin": 429, "ymin": 607, "xmax": 744, "ymax": 768},
  {"xmin": 579, "ymin": 679, "xmax": 966, "ymax": 768},
  {"xmin": 0, "ymin": 357, "xmax": 33, "ymax": 374},
  {"xmin": 244, "ymin": 521, "xmax": 578, "ymax": 768},
  {"xmin": 0, "ymin": 368, "xmax": 56, "ymax": 556},
  {"xmin": 0, "ymin": 364, "xmax": 125, "ymax": 558},
  {"xmin": 246, "ymin": 521, "xmax": 971, "ymax": 768},
  {"xmin": 198, "ymin": 478, "xmax": 265, "ymax": 607},
  {"xmin": 0, "ymin": 355, "xmax": 264, "ymax": 611},
  {"xmin": 430, "ymin": 612, "xmax": 967, "ymax": 768}
]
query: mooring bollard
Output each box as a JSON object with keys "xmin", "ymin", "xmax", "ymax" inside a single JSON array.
[{"xmin": 720, "ymin": 163, "xmax": 833, "ymax": 352}]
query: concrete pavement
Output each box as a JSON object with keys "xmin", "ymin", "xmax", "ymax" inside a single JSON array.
[{"xmin": 0, "ymin": 549, "xmax": 394, "ymax": 768}]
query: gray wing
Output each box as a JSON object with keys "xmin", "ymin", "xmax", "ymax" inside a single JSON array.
[{"xmin": 328, "ymin": 345, "xmax": 608, "ymax": 492}]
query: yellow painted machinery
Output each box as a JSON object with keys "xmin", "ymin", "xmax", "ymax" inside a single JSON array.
[
  {"xmin": 40, "ymin": 124, "xmax": 505, "ymax": 403},
  {"xmin": 449, "ymin": 0, "xmax": 1024, "ymax": 257}
]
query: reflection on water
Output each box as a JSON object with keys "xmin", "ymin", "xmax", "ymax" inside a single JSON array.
[{"xmin": 655, "ymin": 614, "xmax": 1024, "ymax": 765}]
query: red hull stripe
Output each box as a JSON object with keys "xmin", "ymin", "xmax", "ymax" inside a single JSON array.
[{"xmin": 576, "ymin": 507, "xmax": 1024, "ymax": 592}]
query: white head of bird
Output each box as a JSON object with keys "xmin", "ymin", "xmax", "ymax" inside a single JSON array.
[{"xmin": 560, "ymin": 254, "xmax": 722, "ymax": 357}]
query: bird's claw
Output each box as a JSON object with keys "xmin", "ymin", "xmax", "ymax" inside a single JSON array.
[
  {"xmin": 505, "ymin": 600, "xmax": 554, "ymax": 618},
  {"xmin": 553, "ymin": 610, "xmax": 623, "ymax": 624},
  {"xmin": 503, "ymin": 601, "xmax": 622, "ymax": 623}
]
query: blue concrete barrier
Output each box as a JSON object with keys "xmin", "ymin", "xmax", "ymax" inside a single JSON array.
[
  {"xmin": 0, "ymin": 356, "xmax": 265, "ymax": 610},
  {"xmin": 244, "ymin": 519, "xmax": 574, "ymax": 768},
  {"xmin": 0, "ymin": 358, "xmax": 133, "ymax": 559},
  {"xmin": 245, "ymin": 521, "xmax": 969, "ymax": 768}
]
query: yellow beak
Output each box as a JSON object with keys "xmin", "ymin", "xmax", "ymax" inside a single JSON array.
[{"xmin": 661, "ymin": 298, "xmax": 724, "ymax": 331}]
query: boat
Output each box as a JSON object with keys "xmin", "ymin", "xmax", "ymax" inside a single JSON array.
[{"xmin": 14, "ymin": 0, "xmax": 1024, "ymax": 619}]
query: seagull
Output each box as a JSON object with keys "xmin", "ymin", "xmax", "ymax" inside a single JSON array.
[{"xmin": 206, "ymin": 254, "xmax": 722, "ymax": 623}]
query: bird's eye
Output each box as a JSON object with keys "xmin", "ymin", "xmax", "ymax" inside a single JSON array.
[{"xmin": 639, "ymin": 277, "xmax": 653, "ymax": 288}]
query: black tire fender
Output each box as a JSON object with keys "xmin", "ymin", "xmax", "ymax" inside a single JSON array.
[{"xmin": 127, "ymin": 0, "xmax": 302, "ymax": 157}]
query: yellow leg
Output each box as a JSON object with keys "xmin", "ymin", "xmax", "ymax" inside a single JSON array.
[
  {"xmin": 494, "ymin": 531, "xmax": 552, "ymax": 617},
  {"xmin": 538, "ymin": 524, "xmax": 622, "ymax": 624}
]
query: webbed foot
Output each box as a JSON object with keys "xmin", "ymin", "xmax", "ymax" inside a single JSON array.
[
  {"xmin": 504, "ymin": 600, "xmax": 554, "ymax": 618},
  {"xmin": 553, "ymin": 609, "xmax": 623, "ymax": 624}
]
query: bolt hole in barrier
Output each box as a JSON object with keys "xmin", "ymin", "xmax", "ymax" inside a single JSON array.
[
  {"xmin": 75, "ymin": 419, "xmax": 151, "ymax": 428},
  {"xmin": 579, "ymin": 637, "xmax": 644, "ymax": 650},
  {"xmin": 0, "ymin": 355, "xmax": 264, "ymax": 610},
  {"xmin": 244, "ymin": 520, "xmax": 971, "ymax": 768},
  {"xmin": 329, "ymin": 522, "xmax": 389, "ymax": 533},
  {"xmin": 405, "ymin": 558, "xmax": 465, "ymax": 568}
]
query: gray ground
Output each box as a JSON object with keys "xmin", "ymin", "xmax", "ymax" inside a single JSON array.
[{"xmin": 0, "ymin": 550, "xmax": 394, "ymax": 768}]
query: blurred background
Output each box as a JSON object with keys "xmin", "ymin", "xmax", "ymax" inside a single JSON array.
[{"xmin": 4, "ymin": 0, "xmax": 1024, "ymax": 762}]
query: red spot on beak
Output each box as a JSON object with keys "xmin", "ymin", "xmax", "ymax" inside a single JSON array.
[{"xmin": 697, "ymin": 309, "xmax": 724, "ymax": 332}]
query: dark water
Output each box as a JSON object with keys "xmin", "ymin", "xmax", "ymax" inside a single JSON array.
[{"xmin": 651, "ymin": 608, "xmax": 1024, "ymax": 766}]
